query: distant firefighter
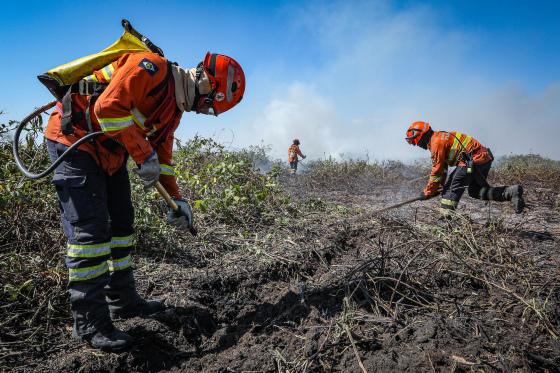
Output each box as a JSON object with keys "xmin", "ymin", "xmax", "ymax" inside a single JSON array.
[
  {"xmin": 288, "ymin": 139, "xmax": 306, "ymax": 174},
  {"xmin": 405, "ymin": 121, "xmax": 525, "ymax": 214}
]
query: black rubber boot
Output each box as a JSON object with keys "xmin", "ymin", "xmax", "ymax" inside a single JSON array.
[
  {"xmin": 504, "ymin": 185, "xmax": 525, "ymax": 214},
  {"xmin": 69, "ymin": 275, "xmax": 114, "ymax": 337},
  {"xmin": 478, "ymin": 186, "xmax": 506, "ymax": 201},
  {"xmin": 110, "ymin": 298, "xmax": 165, "ymax": 320},
  {"xmin": 75, "ymin": 325, "xmax": 133, "ymax": 352},
  {"xmin": 107, "ymin": 269, "xmax": 165, "ymax": 320}
]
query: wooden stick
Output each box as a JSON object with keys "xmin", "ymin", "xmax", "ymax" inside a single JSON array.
[{"xmin": 155, "ymin": 181, "xmax": 178, "ymax": 210}]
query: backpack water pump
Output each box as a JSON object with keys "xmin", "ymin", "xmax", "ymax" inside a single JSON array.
[{"xmin": 13, "ymin": 19, "xmax": 163, "ymax": 179}]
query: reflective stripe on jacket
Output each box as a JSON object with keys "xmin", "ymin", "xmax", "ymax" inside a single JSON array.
[
  {"xmin": 424, "ymin": 131, "xmax": 492, "ymax": 196},
  {"xmin": 45, "ymin": 52, "xmax": 183, "ymax": 199}
]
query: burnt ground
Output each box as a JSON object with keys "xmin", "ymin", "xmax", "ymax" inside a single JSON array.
[{"xmin": 6, "ymin": 171, "xmax": 560, "ymax": 372}]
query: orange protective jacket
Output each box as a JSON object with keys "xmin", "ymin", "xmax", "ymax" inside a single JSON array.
[
  {"xmin": 45, "ymin": 52, "xmax": 183, "ymax": 199},
  {"xmin": 424, "ymin": 131, "xmax": 493, "ymax": 196},
  {"xmin": 288, "ymin": 144, "xmax": 303, "ymax": 163}
]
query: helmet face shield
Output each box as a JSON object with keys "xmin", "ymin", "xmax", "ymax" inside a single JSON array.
[
  {"xmin": 405, "ymin": 121, "xmax": 431, "ymax": 146},
  {"xmin": 226, "ymin": 64, "xmax": 235, "ymax": 103},
  {"xmin": 405, "ymin": 129, "xmax": 420, "ymax": 144}
]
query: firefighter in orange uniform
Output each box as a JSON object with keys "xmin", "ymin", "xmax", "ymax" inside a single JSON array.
[
  {"xmin": 288, "ymin": 139, "xmax": 306, "ymax": 174},
  {"xmin": 45, "ymin": 51, "xmax": 245, "ymax": 351},
  {"xmin": 405, "ymin": 121, "xmax": 524, "ymax": 214}
]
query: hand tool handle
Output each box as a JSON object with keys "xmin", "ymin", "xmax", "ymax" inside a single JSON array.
[
  {"xmin": 155, "ymin": 181, "xmax": 178, "ymax": 210},
  {"xmin": 373, "ymin": 195, "xmax": 423, "ymax": 214},
  {"xmin": 155, "ymin": 181, "xmax": 197, "ymax": 236}
]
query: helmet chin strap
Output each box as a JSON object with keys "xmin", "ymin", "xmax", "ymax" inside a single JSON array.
[
  {"xmin": 192, "ymin": 88, "xmax": 217, "ymax": 115},
  {"xmin": 417, "ymin": 130, "xmax": 433, "ymax": 149},
  {"xmin": 191, "ymin": 65, "xmax": 215, "ymax": 114}
]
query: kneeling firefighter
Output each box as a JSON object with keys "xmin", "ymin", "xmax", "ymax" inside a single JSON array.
[
  {"xmin": 24, "ymin": 21, "xmax": 245, "ymax": 351},
  {"xmin": 405, "ymin": 121, "xmax": 524, "ymax": 214}
]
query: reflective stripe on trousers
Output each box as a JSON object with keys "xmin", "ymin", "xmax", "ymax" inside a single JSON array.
[
  {"xmin": 111, "ymin": 234, "xmax": 135, "ymax": 248},
  {"xmin": 440, "ymin": 160, "xmax": 493, "ymax": 209},
  {"xmin": 108, "ymin": 255, "xmax": 132, "ymax": 272},
  {"xmin": 440, "ymin": 198, "xmax": 458, "ymax": 210},
  {"xmin": 47, "ymin": 140, "xmax": 135, "ymax": 282},
  {"xmin": 47, "ymin": 135, "xmax": 136, "ymax": 337},
  {"xmin": 69, "ymin": 262, "xmax": 109, "ymax": 281}
]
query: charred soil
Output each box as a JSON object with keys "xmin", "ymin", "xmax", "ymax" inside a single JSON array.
[{"xmin": 2, "ymin": 151, "xmax": 560, "ymax": 372}]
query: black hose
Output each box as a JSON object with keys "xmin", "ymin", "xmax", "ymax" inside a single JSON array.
[
  {"xmin": 14, "ymin": 19, "xmax": 162, "ymax": 179},
  {"xmin": 12, "ymin": 101, "xmax": 104, "ymax": 179}
]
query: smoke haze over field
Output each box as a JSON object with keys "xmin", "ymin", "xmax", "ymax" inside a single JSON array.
[
  {"xmin": 180, "ymin": 1, "xmax": 560, "ymax": 161},
  {"xmin": 2, "ymin": 0, "xmax": 559, "ymax": 161}
]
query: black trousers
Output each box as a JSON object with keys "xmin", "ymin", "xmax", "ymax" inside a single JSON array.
[
  {"xmin": 47, "ymin": 140, "xmax": 135, "ymax": 336},
  {"xmin": 440, "ymin": 160, "xmax": 506, "ymax": 210}
]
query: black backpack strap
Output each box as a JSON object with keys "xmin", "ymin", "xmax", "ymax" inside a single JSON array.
[
  {"xmin": 147, "ymin": 61, "xmax": 173, "ymax": 97},
  {"xmin": 60, "ymin": 87, "xmax": 75, "ymax": 135},
  {"xmin": 60, "ymin": 81, "xmax": 108, "ymax": 135}
]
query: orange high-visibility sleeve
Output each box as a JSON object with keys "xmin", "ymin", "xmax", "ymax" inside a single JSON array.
[
  {"xmin": 82, "ymin": 61, "xmax": 118, "ymax": 84},
  {"xmin": 424, "ymin": 132, "xmax": 448, "ymax": 196},
  {"xmin": 93, "ymin": 53, "xmax": 168, "ymax": 165},
  {"xmin": 153, "ymin": 134, "xmax": 182, "ymax": 200}
]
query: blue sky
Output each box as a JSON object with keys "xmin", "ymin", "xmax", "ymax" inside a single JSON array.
[{"xmin": 2, "ymin": 0, "xmax": 559, "ymax": 160}]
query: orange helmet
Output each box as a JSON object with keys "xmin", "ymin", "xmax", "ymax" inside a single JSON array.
[
  {"xmin": 405, "ymin": 121, "xmax": 431, "ymax": 145},
  {"xmin": 196, "ymin": 52, "xmax": 245, "ymax": 116}
]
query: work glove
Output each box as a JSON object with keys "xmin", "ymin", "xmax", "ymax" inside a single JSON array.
[
  {"xmin": 167, "ymin": 199, "xmax": 193, "ymax": 231},
  {"xmin": 302, "ymin": 155, "xmax": 307, "ymax": 159},
  {"xmin": 419, "ymin": 191, "xmax": 437, "ymax": 200},
  {"xmin": 133, "ymin": 151, "xmax": 160, "ymax": 188}
]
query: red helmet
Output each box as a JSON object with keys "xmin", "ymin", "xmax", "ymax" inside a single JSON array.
[
  {"xmin": 196, "ymin": 52, "xmax": 245, "ymax": 116},
  {"xmin": 405, "ymin": 121, "xmax": 431, "ymax": 145}
]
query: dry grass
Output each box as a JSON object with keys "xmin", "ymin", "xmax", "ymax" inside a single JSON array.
[{"xmin": 1, "ymin": 115, "xmax": 559, "ymax": 371}]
